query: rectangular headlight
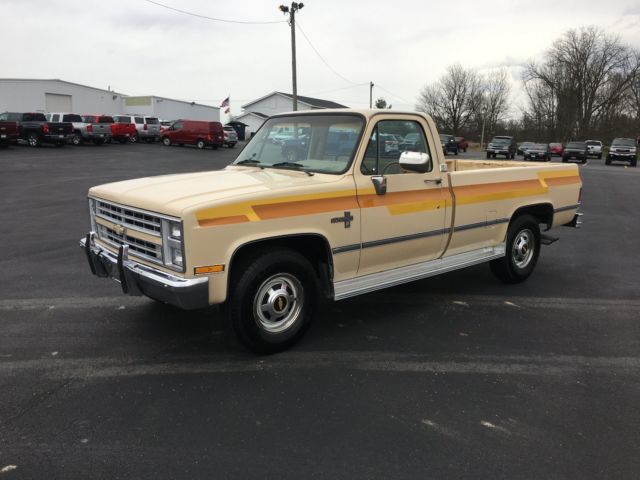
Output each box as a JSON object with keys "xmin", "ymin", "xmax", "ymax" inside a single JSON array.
[
  {"xmin": 88, "ymin": 198, "xmax": 97, "ymax": 232},
  {"xmin": 161, "ymin": 218, "xmax": 185, "ymax": 271}
]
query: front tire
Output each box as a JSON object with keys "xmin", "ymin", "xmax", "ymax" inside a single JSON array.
[
  {"xmin": 162, "ymin": 136, "xmax": 171, "ymax": 147},
  {"xmin": 225, "ymin": 248, "xmax": 319, "ymax": 354},
  {"xmin": 196, "ymin": 139, "xmax": 206, "ymax": 149},
  {"xmin": 490, "ymin": 214, "xmax": 541, "ymax": 284}
]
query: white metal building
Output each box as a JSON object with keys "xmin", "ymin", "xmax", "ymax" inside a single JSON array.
[
  {"xmin": 123, "ymin": 96, "xmax": 220, "ymax": 122},
  {"xmin": 0, "ymin": 79, "xmax": 220, "ymax": 121},
  {"xmin": 0, "ymin": 79, "xmax": 125, "ymax": 114},
  {"xmin": 234, "ymin": 91, "xmax": 347, "ymax": 137}
]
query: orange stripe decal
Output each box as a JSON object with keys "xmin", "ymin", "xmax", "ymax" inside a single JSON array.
[
  {"xmin": 253, "ymin": 195, "xmax": 359, "ymax": 220},
  {"xmin": 198, "ymin": 215, "xmax": 250, "ymax": 227}
]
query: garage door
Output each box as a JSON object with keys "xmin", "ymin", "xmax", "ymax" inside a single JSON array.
[{"xmin": 45, "ymin": 93, "xmax": 72, "ymax": 112}]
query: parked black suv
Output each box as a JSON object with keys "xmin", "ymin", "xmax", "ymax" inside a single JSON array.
[
  {"xmin": 606, "ymin": 138, "xmax": 637, "ymax": 167},
  {"xmin": 562, "ymin": 141, "xmax": 588, "ymax": 164},
  {"xmin": 486, "ymin": 136, "xmax": 516, "ymax": 159},
  {"xmin": 439, "ymin": 134, "xmax": 459, "ymax": 155}
]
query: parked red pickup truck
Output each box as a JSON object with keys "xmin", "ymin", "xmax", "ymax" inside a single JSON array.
[
  {"xmin": 0, "ymin": 121, "xmax": 19, "ymax": 148},
  {"xmin": 111, "ymin": 119, "xmax": 137, "ymax": 144}
]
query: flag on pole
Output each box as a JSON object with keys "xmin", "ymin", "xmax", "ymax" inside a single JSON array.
[
  {"xmin": 224, "ymin": 107, "xmax": 230, "ymax": 114},
  {"xmin": 220, "ymin": 96, "xmax": 230, "ymax": 108}
]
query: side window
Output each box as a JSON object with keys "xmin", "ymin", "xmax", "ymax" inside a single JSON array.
[
  {"xmin": 0, "ymin": 113, "xmax": 6, "ymax": 121},
  {"xmin": 361, "ymin": 120, "xmax": 430, "ymax": 175},
  {"xmin": 172, "ymin": 121, "xmax": 183, "ymax": 130}
]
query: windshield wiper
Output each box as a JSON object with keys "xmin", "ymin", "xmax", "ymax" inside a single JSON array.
[
  {"xmin": 270, "ymin": 162, "xmax": 314, "ymax": 176},
  {"xmin": 235, "ymin": 158, "xmax": 264, "ymax": 167}
]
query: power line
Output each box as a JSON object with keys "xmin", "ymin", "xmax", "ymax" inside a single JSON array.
[
  {"xmin": 142, "ymin": 0, "xmax": 285, "ymax": 25},
  {"xmin": 374, "ymin": 84, "xmax": 414, "ymax": 106},
  {"xmin": 306, "ymin": 83, "xmax": 369, "ymax": 97},
  {"xmin": 295, "ymin": 21, "xmax": 362, "ymax": 86}
]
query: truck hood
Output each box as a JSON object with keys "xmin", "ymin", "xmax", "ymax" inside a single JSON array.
[{"xmin": 88, "ymin": 166, "xmax": 346, "ymax": 216}]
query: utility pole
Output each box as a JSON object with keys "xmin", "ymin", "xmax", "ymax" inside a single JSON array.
[
  {"xmin": 279, "ymin": 2, "xmax": 304, "ymax": 111},
  {"xmin": 369, "ymin": 82, "xmax": 374, "ymax": 108}
]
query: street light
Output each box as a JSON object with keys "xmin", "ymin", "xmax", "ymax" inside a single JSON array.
[{"xmin": 279, "ymin": 2, "xmax": 304, "ymax": 111}]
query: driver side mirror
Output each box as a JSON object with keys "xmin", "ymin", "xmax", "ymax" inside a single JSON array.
[{"xmin": 399, "ymin": 151, "xmax": 431, "ymax": 173}]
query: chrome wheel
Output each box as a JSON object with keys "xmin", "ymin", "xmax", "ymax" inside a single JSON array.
[
  {"xmin": 28, "ymin": 134, "xmax": 38, "ymax": 147},
  {"xmin": 512, "ymin": 229, "xmax": 535, "ymax": 269},
  {"xmin": 254, "ymin": 274, "xmax": 303, "ymax": 334}
]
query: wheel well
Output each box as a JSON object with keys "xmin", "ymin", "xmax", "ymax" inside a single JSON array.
[
  {"xmin": 511, "ymin": 203, "xmax": 554, "ymax": 231},
  {"xmin": 229, "ymin": 234, "xmax": 334, "ymax": 299}
]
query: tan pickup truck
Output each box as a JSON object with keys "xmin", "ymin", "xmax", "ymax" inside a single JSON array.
[{"xmin": 80, "ymin": 109, "xmax": 582, "ymax": 353}]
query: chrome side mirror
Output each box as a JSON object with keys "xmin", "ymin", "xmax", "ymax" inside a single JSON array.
[
  {"xmin": 399, "ymin": 151, "xmax": 431, "ymax": 173},
  {"xmin": 371, "ymin": 175, "xmax": 387, "ymax": 195}
]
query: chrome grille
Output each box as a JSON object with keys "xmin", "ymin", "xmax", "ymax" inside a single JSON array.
[
  {"xmin": 96, "ymin": 224, "xmax": 161, "ymax": 262},
  {"xmin": 96, "ymin": 200, "xmax": 161, "ymax": 236}
]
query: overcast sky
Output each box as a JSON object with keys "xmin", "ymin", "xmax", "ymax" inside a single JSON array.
[{"xmin": 2, "ymin": 0, "xmax": 640, "ymax": 120}]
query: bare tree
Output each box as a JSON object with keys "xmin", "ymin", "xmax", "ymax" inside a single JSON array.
[
  {"xmin": 524, "ymin": 26, "xmax": 640, "ymax": 139},
  {"xmin": 416, "ymin": 64, "xmax": 482, "ymax": 134},
  {"xmin": 375, "ymin": 97, "xmax": 392, "ymax": 109},
  {"xmin": 482, "ymin": 69, "xmax": 512, "ymax": 136}
]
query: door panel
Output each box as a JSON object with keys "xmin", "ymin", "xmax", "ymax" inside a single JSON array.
[{"xmin": 354, "ymin": 116, "xmax": 449, "ymax": 276}]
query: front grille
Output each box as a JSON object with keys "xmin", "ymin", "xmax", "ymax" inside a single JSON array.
[
  {"xmin": 96, "ymin": 224, "xmax": 161, "ymax": 262},
  {"xmin": 96, "ymin": 200, "xmax": 161, "ymax": 236}
]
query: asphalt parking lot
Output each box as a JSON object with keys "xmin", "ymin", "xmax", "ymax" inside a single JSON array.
[{"xmin": 1, "ymin": 142, "xmax": 639, "ymax": 479}]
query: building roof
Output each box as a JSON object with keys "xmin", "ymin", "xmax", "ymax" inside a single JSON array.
[
  {"xmin": 241, "ymin": 91, "xmax": 348, "ymax": 110},
  {"xmin": 0, "ymin": 78, "xmax": 126, "ymax": 96},
  {"xmin": 126, "ymin": 95, "xmax": 219, "ymax": 110},
  {"xmin": 234, "ymin": 111, "xmax": 270, "ymax": 121}
]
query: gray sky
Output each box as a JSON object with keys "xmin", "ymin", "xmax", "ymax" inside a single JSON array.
[{"xmin": 2, "ymin": 0, "xmax": 639, "ymax": 120}]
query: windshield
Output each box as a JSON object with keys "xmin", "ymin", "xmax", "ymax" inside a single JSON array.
[
  {"xmin": 612, "ymin": 138, "xmax": 635, "ymax": 147},
  {"xmin": 530, "ymin": 144, "xmax": 547, "ymax": 150},
  {"xmin": 145, "ymin": 117, "xmax": 159, "ymax": 124},
  {"xmin": 491, "ymin": 137, "xmax": 510, "ymax": 144},
  {"xmin": 439, "ymin": 134, "xmax": 453, "ymax": 142},
  {"xmin": 567, "ymin": 142, "xmax": 586, "ymax": 149},
  {"xmin": 232, "ymin": 114, "xmax": 364, "ymax": 174}
]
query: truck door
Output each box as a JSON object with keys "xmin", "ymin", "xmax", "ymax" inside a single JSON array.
[{"xmin": 354, "ymin": 117, "xmax": 449, "ymax": 276}]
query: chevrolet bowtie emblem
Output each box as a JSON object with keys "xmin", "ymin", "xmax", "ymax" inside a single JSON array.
[
  {"xmin": 331, "ymin": 211, "xmax": 354, "ymax": 228},
  {"xmin": 113, "ymin": 224, "xmax": 126, "ymax": 236}
]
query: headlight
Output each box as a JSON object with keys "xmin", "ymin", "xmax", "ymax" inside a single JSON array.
[
  {"xmin": 88, "ymin": 198, "xmax": 97, "ymax": 232},
  {"xmin": 161, "ymin": 219, "xmax": 184, "ymax": 271},
  {"xmin": 170, "ymin": 221, "xmax": 182, "ymax": 239}
]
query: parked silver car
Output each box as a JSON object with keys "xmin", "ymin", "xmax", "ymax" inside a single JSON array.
[
  {"xmin": 113, "ymin": 115, "xmax": 161, "ymax": 143},
  {"xmin": 46, "ymin": 112, "xmax": 108, "ymax": 146},
  {"xmin": 223, "ymin": 126, "xmax": 238, "ymax": 148}
]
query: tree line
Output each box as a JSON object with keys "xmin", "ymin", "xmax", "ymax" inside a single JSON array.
[{"xmin": 414, "ymin": 26, "xmax": 640, "ymax": 144}]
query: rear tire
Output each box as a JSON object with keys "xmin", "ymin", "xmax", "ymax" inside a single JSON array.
[
  {"xmin": 71, "ymin": 133, "xmax": 83, "ymax": 146},
  {"xmin": 224, "ymin": 248, "xmax": 319, "ymax": 354},
  {"xmin": 490, "ymin": 214, "xmax": 541, "ymax": 284},
  {"xmin": 196, "ymin": 139, "xmax": 205, "ymax": 149},
  {"xmin": 27, "ymin": 133, "xmax": 41, "ymax": 148}
]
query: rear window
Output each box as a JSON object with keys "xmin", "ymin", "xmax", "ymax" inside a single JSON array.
[
  {"xmin": 63, "ymin": 114, "xmax": 82, "ymax": 122},
  {"xmin": 223, "ymin": 126, "xmax": 235, "ymax": 132},
  {"xmin": 567, "ymin": 142, "xmax": 586, "ymax": 149},
  {"xmin": 113, "ymin": 116, "xmax": 130, "ymax": 123},
  {"xmin": 586, "ymin": 141, "xmax": 601, "ymax": 146},
  {"xmin": 135, "ymin": 117, "xmax": 144, "ymax": 124},
  {"xmin": 82, "ymin": 116, "xmax": 97, "ymax": 123},
  {"xmin": 145, "ymin": 117, "xmax": 159, "ymax": 124},
  {"xmin": 24, "ymin": 113, "xmax": 47, "ymax": 122},
  {"xmin": 99, "ymin": 116, "xmax": 114, "ymax": 123}
]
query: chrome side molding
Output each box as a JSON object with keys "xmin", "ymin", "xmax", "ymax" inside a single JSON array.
[{"xmin": 333, "ymin": 244, "xmax": 506, "ymax": 301}]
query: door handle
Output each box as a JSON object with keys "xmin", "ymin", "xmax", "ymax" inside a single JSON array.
[{"xmin": 424, "ymin": 178, "xmax": 442, "ymax": 185}]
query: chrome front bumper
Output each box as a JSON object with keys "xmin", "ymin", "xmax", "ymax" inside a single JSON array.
[{"xmin": 80, "ymin": 232, "xmax": 209, "ymax": 310}]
